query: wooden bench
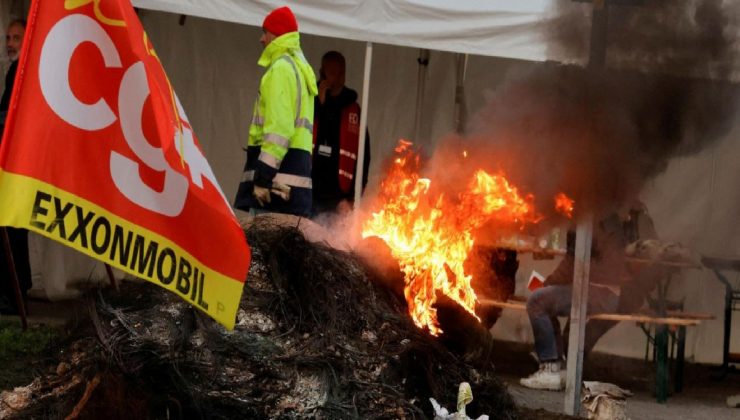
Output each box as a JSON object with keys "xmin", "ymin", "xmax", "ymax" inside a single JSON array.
[
  {"xmin": 479, "ymin": 297, "xmax": 714, "ymax": 399},
  {"xmin": 479, "ymin": 297, "xmax": 712, "ymax": 326},
  {"xmin": 479, "ymin": 298, "xmax": 526, "ymax": 311},
  {"xmin": 588, "ymin": 312, "xmax": 703, "ymax": 326}
]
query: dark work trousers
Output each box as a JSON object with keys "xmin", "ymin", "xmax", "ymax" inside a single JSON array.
[{"xmin": 527, "ymin": 284, "xmax": 619, "ymax": 362}]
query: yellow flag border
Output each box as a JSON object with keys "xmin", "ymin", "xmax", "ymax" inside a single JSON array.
[{"xmin": 0, "ymin": 169, "xmax": 244, "ymax": 329}]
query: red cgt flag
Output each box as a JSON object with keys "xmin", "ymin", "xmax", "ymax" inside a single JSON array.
[{"xmin": 0, "ymin": 0, "xmax": 250, "ymax": 329}]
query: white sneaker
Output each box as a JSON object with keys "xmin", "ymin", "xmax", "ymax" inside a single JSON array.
[{"xmin": 520, "ymin": 362, "xmax": 565, "ymax": 391}]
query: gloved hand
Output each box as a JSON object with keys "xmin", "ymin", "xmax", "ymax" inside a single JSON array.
[
  {"xmin": 271, "ymin": 182, "xmax": 291, "ymax": 201},
  {"xmin": 253, "ymin": 185, "xmax": 271, "ymax": 206}
]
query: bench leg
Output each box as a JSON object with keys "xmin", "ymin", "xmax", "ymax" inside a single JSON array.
[
  {"xmin": 640, "ymin": 323, "xmax": 652, "ymax": 362},
  {"xmin": 675, "ymin": 326, "xmax": 686, "ymax": 393},
  {"xmin": 656, "ymin": 325, "xmax": 669, "ymax": 403},
  {"xmin": 712, "ymin": 269, "xmax": 733, "ymax": 379}
]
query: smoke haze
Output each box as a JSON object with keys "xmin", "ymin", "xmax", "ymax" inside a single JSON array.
[{"xmin": 426, "ymin": 0, "xmax": 739, "ymax": 223}]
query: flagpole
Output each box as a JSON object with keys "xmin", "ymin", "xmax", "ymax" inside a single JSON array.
[
  {"xmin": 2, "ymin": 227, "xmax": 27, "ymax": 330},
  {"xmin": 104, "ymin": 263, "xmax": 118, "ymax": 292}
]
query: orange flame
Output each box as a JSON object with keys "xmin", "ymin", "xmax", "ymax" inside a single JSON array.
[
  {"xmin": 362, "ymin": 141, "xmax": 539, "ymax": 335},
  {"xmin": 555, "ymin": 193, "xmax": 575, "ymax": 219}
]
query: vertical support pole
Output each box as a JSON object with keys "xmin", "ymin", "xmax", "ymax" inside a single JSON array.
[
  {"xmin": 1, "ymin": 227, "xmax": 27, "ymax": 330},
  {"xmin": 564, "ymin": 214, "xmax": 593, "ymax": 416},
  {"xmin": 654, "ymin": 275, "xmax": 670, "ymax": 402},
  {"xmin": 412, "ymin": 49, "xmax": 430, "ymax": 141},
  {"xmin": 588, "ymin": 0, "xmax": 609, "ymax": 69},
  {"xmin": 353, "ymin": 42, "xmax": 373, "ymax": 208},
  {"xmin": 453, "ymin": 53, "xmax": 468, "ymax": 134},
  {"xmin": 717, "ymin": 269, "xmax": 733, "ymax": 375},
  {"xmin": 655, "ymin": 324, "xmax": 669, "ymax": 402},
  {"xmin": 644, "ymin": 324, "xmax": 651, "ymax": 361},
  {"xmin": 564, "ymin": 1, "xmax": 608, "ymax": 412},
  {"xmin": 675, "ymin": 326, "xmax": 686, "ymax": 393}
]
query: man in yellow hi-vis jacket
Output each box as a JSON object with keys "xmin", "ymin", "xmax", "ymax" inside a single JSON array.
[{"xmin": 235, "ymin": 6, "xmax": 317, "ymax": 216}]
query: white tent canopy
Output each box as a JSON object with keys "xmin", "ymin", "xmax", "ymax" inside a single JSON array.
[{"xmin": 133, "ymin": 0, "xmax": 561, "ymax": 62}]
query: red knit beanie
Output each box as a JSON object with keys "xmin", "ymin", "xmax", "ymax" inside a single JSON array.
[{"xmin": 263, "ymin": 6, "xmax": 298, "ymax": 37}]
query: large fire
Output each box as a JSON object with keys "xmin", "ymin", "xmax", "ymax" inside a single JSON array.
[{"xmin": 362, "ymin": 140, "xmax": 544, "ymax": 335}]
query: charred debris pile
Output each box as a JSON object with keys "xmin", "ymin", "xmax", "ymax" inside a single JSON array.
[{"xmin": 0, "ymin": 218, "xmax": 523, "ymax": 419}]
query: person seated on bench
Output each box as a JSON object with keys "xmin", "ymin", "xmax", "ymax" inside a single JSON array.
[{"xmin": 520, "ymin": 205, "xmax": 658, "ymax": 391}]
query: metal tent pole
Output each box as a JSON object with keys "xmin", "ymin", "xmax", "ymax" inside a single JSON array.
[
  {"xmin": 353, "ymin": 41, "xmax": 373, "ymax": 208},
  {"xmin": 453, "ymin": 53, "xmax": 469, "ymax": 134},
  {"xmin": 412, "ymin": 49, "xmax": 430, "ymax": 141},
  {"xmin": 564, "ymin": 214, "xmax": 593, "ymax": 415},
  {"xmin": 564, "ymin": 0, "xmax": 610, "ymax": 413}
]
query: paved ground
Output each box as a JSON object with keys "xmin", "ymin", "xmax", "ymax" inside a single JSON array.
[
  {"xmin": 504, "ymin": 374, "xmax": 739, "ymax": 420},
  {"xmin": 491, "ymin": 340, "xmax": 740, "ymax": 419}
]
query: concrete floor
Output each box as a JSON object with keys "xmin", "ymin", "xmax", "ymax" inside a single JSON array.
[
  {"xmin": 490, "ymin": 340, "xmax": 740, "ymax": 419},
  {"xmin": 504, "ymin": 374, "xmax": 739, "ymax": 420}
]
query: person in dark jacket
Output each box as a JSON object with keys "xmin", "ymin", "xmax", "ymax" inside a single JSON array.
[
  {"xmin": 0, "ymin": 19, "xmax": 24, "ymax": 127},
  {"xmin": 312, "ymin": 51, "xmax": 370, "ymax": 216},
  {"xmin": 0, "ymin": 19, "xmax": 31, "ymax": 314},
  {"xmin": 519, "ymin": 205, "xmax": 660, "ymax": 390}
]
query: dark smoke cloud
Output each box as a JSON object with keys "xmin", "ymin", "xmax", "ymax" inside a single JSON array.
[
  {"xmin": 548, "ymin": 0, "xmax": 740, "ymax": 79},
  {"xmin": 428, "ymin": 0, "xmax": 739, "ymax": 223}
]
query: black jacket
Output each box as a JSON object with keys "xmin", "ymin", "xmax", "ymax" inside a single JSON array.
[
  {"xmin": 0, "ymin": 60, "xmax": 18, "ymax": 127},
  {"xmin": 312, "ymin": 86, "xmax": 370, "ymax": 206}
]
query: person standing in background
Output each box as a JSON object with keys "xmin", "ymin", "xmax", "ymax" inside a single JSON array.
[
  {"xmin": 0, "ymin": 19, "xmax": 31, "ymax": 314},
  {"xmin": 234, "ymin": 7, "xmax": 317, "ymax": 217},
  {"xmin": 311, "ymin": 51, "xmax": 370, "ymax": 217}
]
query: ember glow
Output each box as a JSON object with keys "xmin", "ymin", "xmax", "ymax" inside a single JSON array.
[
  {"xmin": 554, "ymin": 193, "xmax": 575, "ymax": 219},
  {"xmin": 362, "ymin": 140, "xmax": 540, "ymax": 335}
]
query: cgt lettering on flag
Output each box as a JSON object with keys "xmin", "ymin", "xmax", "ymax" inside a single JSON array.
[
  {"xmin": 0, "ymin": 0, "xmax": 249, "ymax": 329},
  {"xmin": 39, "ymin": 13, "xmax": 229, "ymax": 217}
]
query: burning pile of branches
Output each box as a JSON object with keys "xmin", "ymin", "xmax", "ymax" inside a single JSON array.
[
  {"xmin": 362, "ymin": 140, "xmax": 572, "ymax": 337},
  {"xmin": 0, "ymin": 218, "xmax": 521, "ymax": 419},
  {"xmin": 362, "ymin": 141, "xmax": 536, "ymax": 336}
]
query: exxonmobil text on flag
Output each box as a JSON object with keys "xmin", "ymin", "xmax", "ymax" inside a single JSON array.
[{"xmin": 0, "ymin": 0, "xmax": 250, "ymax": 329}]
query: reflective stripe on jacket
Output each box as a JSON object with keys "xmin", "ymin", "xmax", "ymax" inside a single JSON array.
[{"xmin": 337, "ymin": 102, "xmax": 362, "ymax": 194}]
